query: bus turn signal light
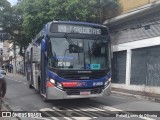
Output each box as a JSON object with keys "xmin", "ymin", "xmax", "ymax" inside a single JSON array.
[{"xmin": 46, "ymin": 81, "xmax": 54, "ymax": 87}]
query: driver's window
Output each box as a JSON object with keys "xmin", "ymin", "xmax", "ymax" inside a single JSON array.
[{"xmin": 48, "ymin": 41, "xmax": 53, "ymax": 66}]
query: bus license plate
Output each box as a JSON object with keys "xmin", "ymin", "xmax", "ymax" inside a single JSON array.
[{"xmin": 80, "ymin": 91, "xmax": 91, "ymax": 95}]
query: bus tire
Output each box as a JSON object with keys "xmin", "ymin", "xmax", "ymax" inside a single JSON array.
[
  {"xmin": 29, "ymin": 84, "xmax": 33, "ymax": 89},
  {"xmin": 38, "ymin": 77, "xmax": 41, "ymax": 93},
  {"xmin": 41, "ymin": 95, "xmax": 48, "ymax": 102}
]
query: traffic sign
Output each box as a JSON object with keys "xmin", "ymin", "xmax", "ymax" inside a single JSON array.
[{"xmin": 0, "ymin": 33, "xmax": 12, "ymax": 40}]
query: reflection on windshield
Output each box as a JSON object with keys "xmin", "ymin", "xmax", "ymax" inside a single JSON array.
[{"xmin": 49, "ymin": 37, "xmax": 108, "ymax": 70}]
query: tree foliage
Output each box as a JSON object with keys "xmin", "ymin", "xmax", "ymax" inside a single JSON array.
[
  {"xmin": 0, "ymin": 0, "xmax": 12, "ymax": 33},
  {"xmin": 2, "ymin": 0, "xmax": 121, "ymax": 47}
]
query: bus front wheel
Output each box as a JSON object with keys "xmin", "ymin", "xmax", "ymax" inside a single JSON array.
[
  {"xmin": 41, "ymin": 95, "xmax": 48, "ymax": 102},
  {"xmin": 29, "ymin": 84, "xmax": 34, "ymax": 89}
]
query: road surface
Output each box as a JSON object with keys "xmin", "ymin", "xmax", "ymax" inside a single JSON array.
[{"xmin": 3, "ymin": 73, "xmax": 160, "ymax": 120}]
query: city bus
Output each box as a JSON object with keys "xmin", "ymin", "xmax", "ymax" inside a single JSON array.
[{"xmin": 25, "ymin": 21, "xmax": 111, "ymax": 102}]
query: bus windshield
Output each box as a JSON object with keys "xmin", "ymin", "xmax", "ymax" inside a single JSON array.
[{"xmin": 48, "ymin": 37, "xmax": 109, "ymax": 70}]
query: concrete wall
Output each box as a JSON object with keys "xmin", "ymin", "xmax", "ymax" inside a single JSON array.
[
  {"xmin": 111, "ymin": 11, "xmax": 160, "ymax": 45},
  {"xmin": 109, "ymin": 9, "xmax": 160, "ymax": 94},
  {"xmin": 112, "ymin": 36, "xmax": 160, "ymax": 94},
  {"xmin": 3, "ymin": 41, "xmax": 10, "ymax": 61}
]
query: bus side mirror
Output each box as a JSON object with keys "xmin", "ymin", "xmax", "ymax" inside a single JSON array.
[
  {"xmin": 91, "ymin": 42, "xmax": 103, "ymax": 56},
  {"xmin": 92, "ymin": 46, "xmax": 101, "ymax": 56}
]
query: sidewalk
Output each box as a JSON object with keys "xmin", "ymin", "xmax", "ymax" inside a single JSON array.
[
  {"xmin": 112, "ymin": 87, "xmax": 160, "ymax": 103},
  {"xmin": 1, "ymin": 101, "xmax": 10, "ymax": 111},
  {"xmin": 1, "ymin": 100, "xmax": 19, "ymax": 120}
]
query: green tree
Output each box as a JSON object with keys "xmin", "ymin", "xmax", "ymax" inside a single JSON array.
[
  {"xmin": 4, "ymin": 0, "xmax": 121, "ymax": 47},
  {"xmin": 20, "ymin": 0, "xmax": 52, "ymax": 40},
  {"xmin": 0, "ymin": 0, "xmax": 12, "ymax": 36},
  {"xmin": 87, "ymin": 0, "xmax": 121, "ymax": 23},
  {"xmin": 48, "ymin": 0, "xmax": 90, "ymax": 22}
]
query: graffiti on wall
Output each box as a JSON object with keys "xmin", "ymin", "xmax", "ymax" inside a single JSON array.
[{"xmin": 147, "ymin": 63, "xmax": 160, "ymax": 86}]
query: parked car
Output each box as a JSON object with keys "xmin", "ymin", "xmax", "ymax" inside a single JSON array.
[
  {"xmin": 0, "ymin": 68, "xmax": 5, "ymax": 70},
  {"xmin": 0, "ymin": 69, "xmax": 6, "ymax": 75},
  {"xmin": 0, "ymin": 74, "xmax": 6, "ymax": 110}
]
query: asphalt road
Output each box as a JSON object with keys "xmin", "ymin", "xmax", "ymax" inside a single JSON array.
[{"xmin": 3, "ymin": 73, "xmax": 160, "ymax": 120}]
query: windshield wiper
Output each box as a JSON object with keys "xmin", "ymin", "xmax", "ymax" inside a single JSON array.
[
  {"xmin": 64, "ymin": 33, "xmax": 81, "ymax": 53},
  {"xmin": 64, "ymin": 33, "xmax": 74, "ymax": 45}
]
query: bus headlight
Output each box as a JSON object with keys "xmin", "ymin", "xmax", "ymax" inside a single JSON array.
[
  {"xmin": 105, "ymin": 78, "xmax": 111, "ymax": 86},
  {"xmin": 108, "ymin": 78, "xmax": 111, "ymax": 82},
  {"xmin": 50, "ymin": 78, "xmax": 55, "ymax": 85}
]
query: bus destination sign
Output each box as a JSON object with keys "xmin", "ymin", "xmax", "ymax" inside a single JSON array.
[
  {"xmin": 50, "ymin": 23, "xmax": 108, "ymax": 35},
  {"xmin": 57, "ymin": 25, "xmax": 101, "ymax": 35}
]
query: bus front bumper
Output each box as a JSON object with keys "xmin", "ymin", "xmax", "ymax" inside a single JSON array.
[{"xmin": 47, "ymin": 83, "xmax": 111, "ymax": 100}]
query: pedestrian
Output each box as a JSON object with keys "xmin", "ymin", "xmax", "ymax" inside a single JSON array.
[
  {"xmin": 5, "ymin": 63, "xmax": 9, "ymax": 73},
  {"xmin": 5, "ymin": 64, "xmax": 7, "ymax": 72},
  {"xmin": 9, "ymin": 64, "xmax": 13, "ymax": 73},
  {"xmin": 0, "ymin": 75, "xmax": 6, "ymax": 111},
  {"xmin": 10, "ymin": 64, "xmax": 13, "ymax": 73}
]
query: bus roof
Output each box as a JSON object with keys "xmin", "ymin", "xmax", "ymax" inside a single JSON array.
[
  {"xmin": 50, "ymin": 21, "xmax": 107, "ymax": 28},
  {"xmin": 33, "ymin": 21, "xmax": 109, "ymax": 43}
]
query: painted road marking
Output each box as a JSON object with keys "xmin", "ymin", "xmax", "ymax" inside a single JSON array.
[
  {"xmin": 40, "ymin": 105, "xmax": 156, "ymax": 120},
  {"xmin": 62, "ymin": 104, "xmax": 108, "ymax": 118},
  {"xmin": 53, "ymin": 106, "xmax": 100, "ymax": 118},
  {"xmin": 61, "ymin": 105, "xmax": 97, "ymax": 118},
  {"xmin": 102, "ymin": 106, "xmax": 122, "ymax": 111},
  {"xmin": 72, "ymin": 117, "xmax": 92, "ymax": 120},
  {"xmin": 40, "ymin": 108, "xmax": 72, "ymax": 120},
  {"xmin": 34, "ymin": 117, "xmax": 53, "ymax": 120},
  {"xmin": 139, "ymin": 117, "xmax": 155, "ymax": 120}
]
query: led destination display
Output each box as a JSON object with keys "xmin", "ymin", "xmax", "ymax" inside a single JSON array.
[
  {"xmin": 58, "ymin": 25, "xmax": 101, "ymax": 35},
  {"xmin": 50, "ymin": 23, "xmax": 108, "ymax": 35}
]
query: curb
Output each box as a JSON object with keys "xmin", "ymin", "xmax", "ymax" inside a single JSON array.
[
  {"xmin": 112, "ymin": 91, "xmax": 160, "ymax": 103},
  {"xmin": 2, "ymin": 99, "xmax": 36, "ymax": 120},
  {"xmin": 2, "ymin": 100, "xmax": 36, "ymax": 120},
  {"xmin": 2, "ymin": 100, "xmax": 21, "ymax": 120}
]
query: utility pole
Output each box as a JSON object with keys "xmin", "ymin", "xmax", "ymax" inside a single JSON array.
[
  {"xmin": 13, "ymin": 41, "xmax": 17, "ymax": 74},
  {"xmin": 23, "ymin": 47, "xmax": 25, "ymax": 75},
  {"xmin": 13, "ymin": 30, "xmax": 20, "ymax": 74},
  {"xmin": 22, "ymin": 46, "xmax": 26, "ymax": 76}
]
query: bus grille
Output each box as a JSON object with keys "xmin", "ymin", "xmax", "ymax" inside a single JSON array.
[{"xmin": 64, "ymin": 87, "xmax": 103, "ymax": 95}]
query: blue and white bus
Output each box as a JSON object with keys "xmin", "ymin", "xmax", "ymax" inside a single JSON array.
[{"xmin": 25, "ymin": 21, "xmax": 111, "ymax": 102}]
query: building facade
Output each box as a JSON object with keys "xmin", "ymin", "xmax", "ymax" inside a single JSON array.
[
  {"xmin": 0, "ymin": 42, "xmax": 3, "ymax": 66},
  {"xmin": 104, "ymin": 0, "xmax": 160, "ymax": 94},
  {"xmin": 3, "ymin": 41, "xmax": 10, "ymax": 62},
  {"xmin": 119, "ymin": 0, "xmax": 158, "ymax": 13},
  {"xmin": 0, "ymin": 40, "xmax": 23, "ymax": 73}
]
